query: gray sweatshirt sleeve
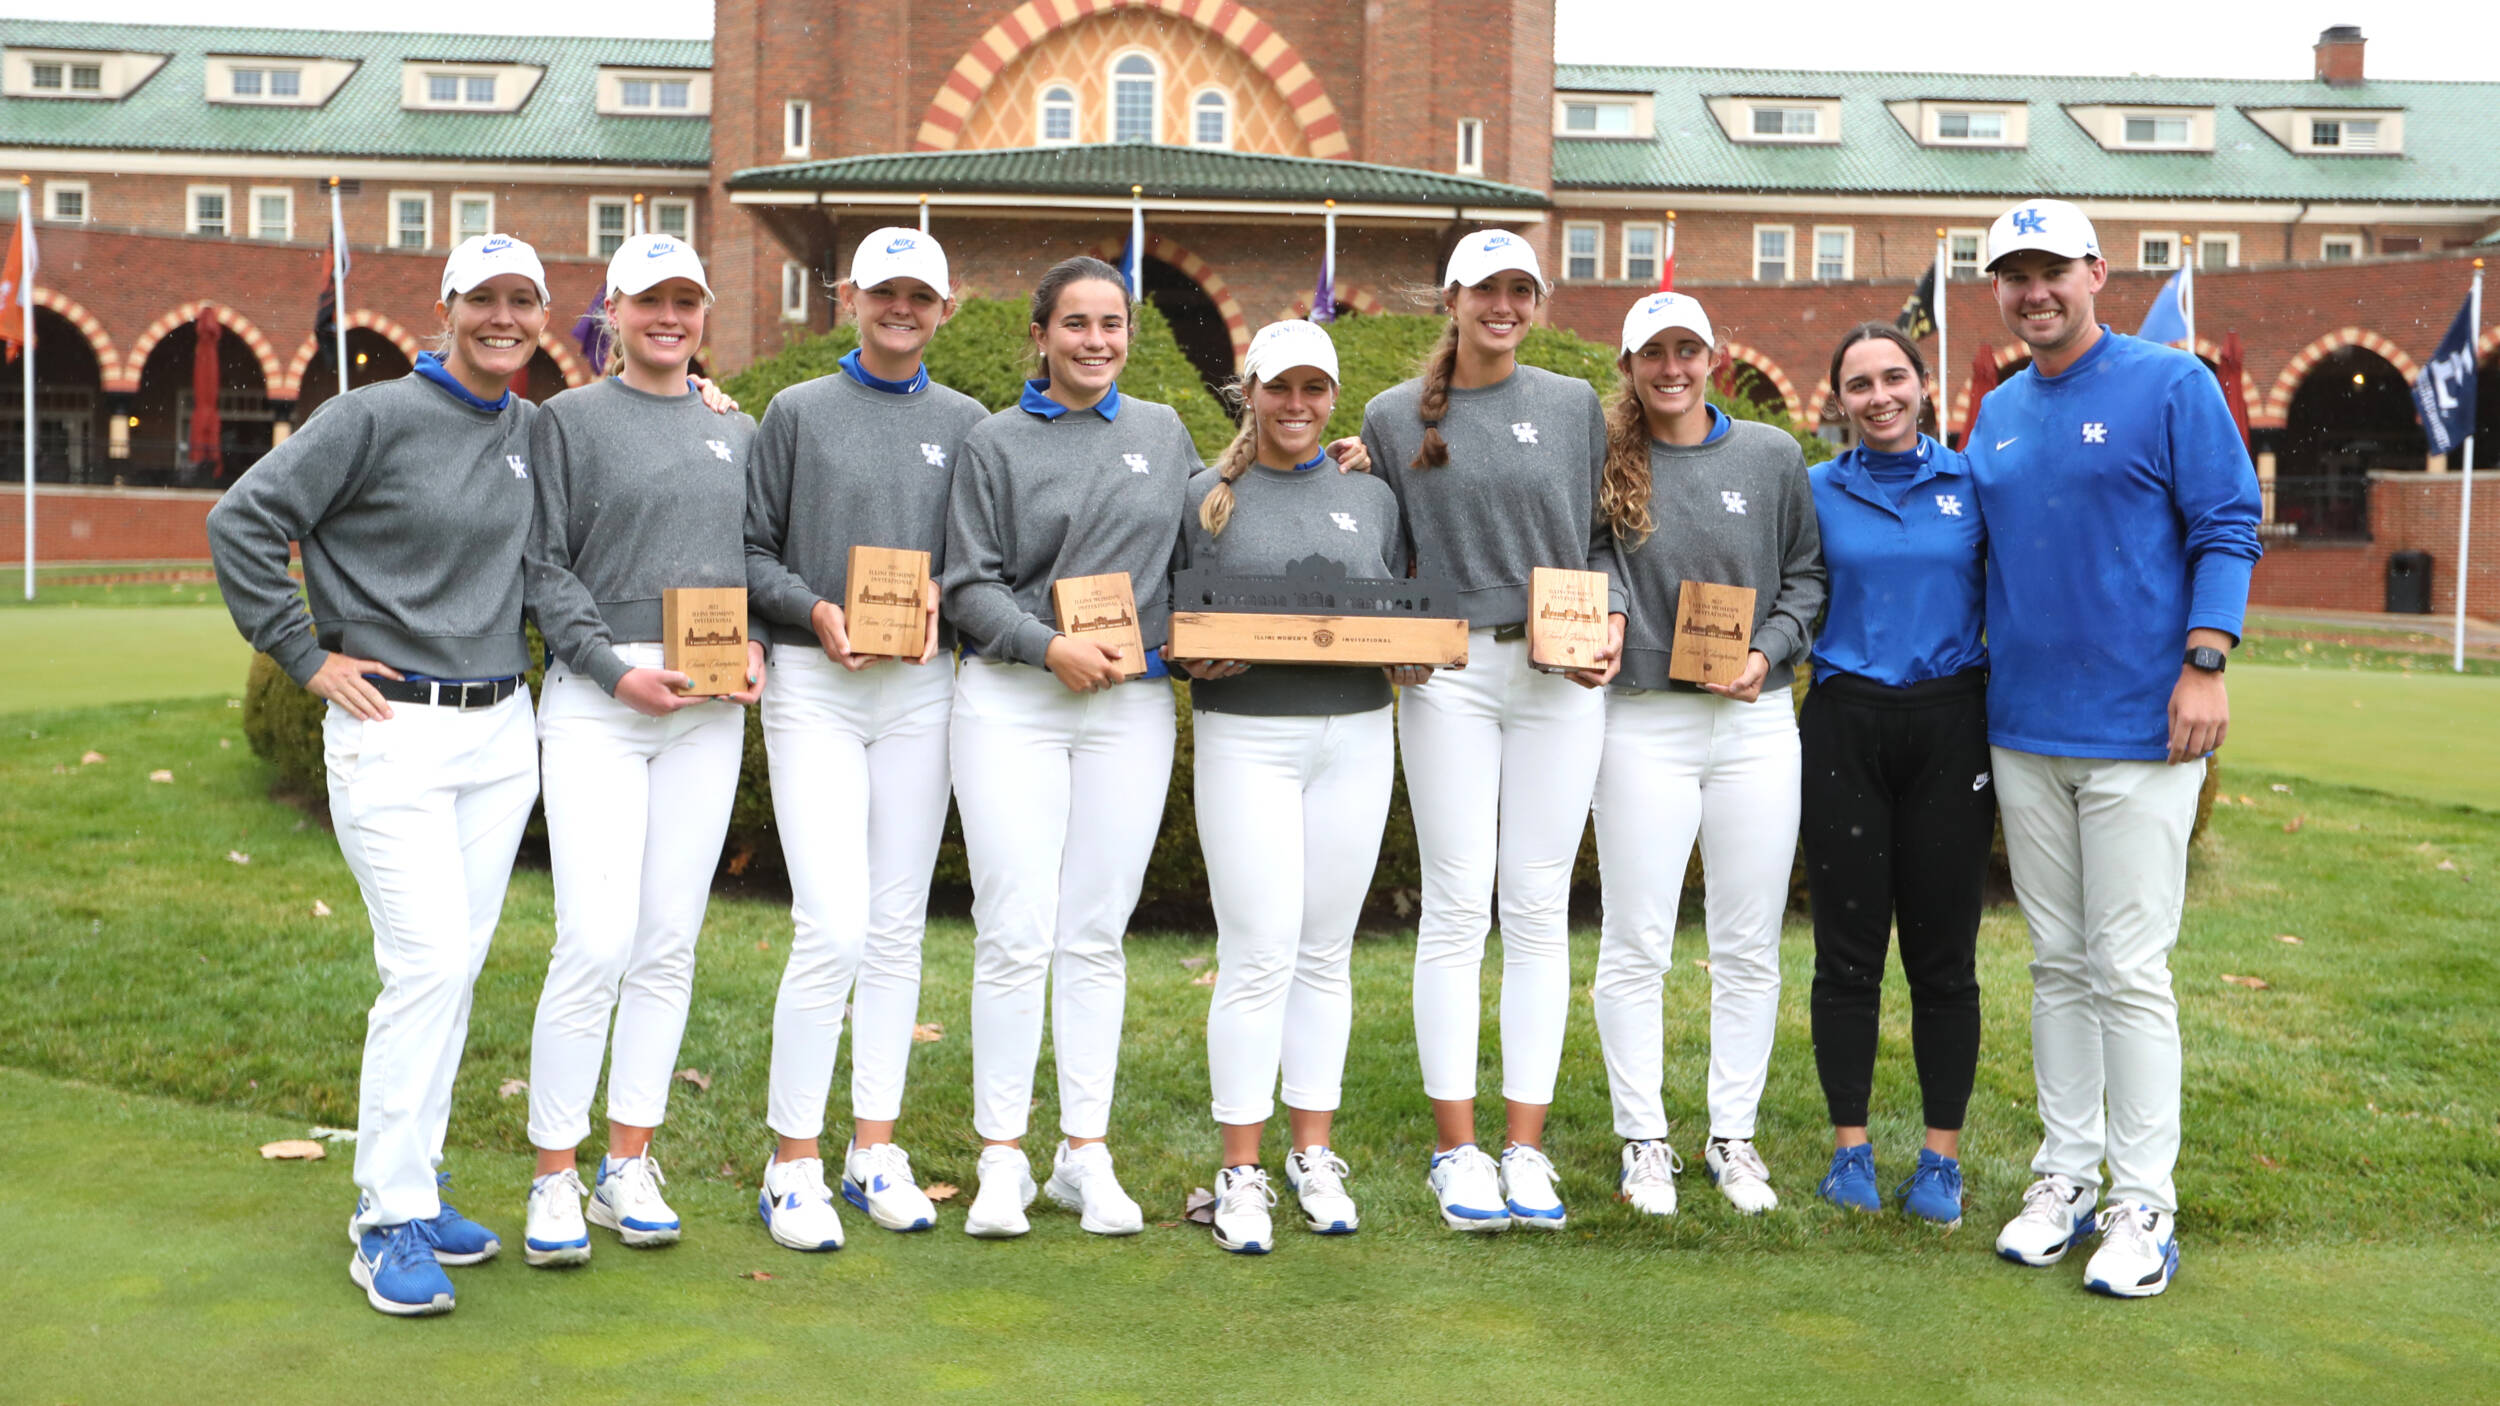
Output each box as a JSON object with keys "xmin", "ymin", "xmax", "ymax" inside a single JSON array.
[
  {"xmin": 521, "ymin": 407, "xmax": 631, "ymax": 694},
  {"xmin": 206, "ymin": 397, "xmax": 371, "ymax": 685},
  {"xmin": 941, "ymin": 430, "xmax": 1060, "ymax": 667},
  {"xmin": 1751, "ymin": 448, "xmax": 1827, "ymax": 671},
  {"xmin": 742, "ymin": 400, "xmax": 823, "ymax": 630},
  {"xmin": 1583, "ymin": 387, "xmax": 1630, "ymax": 616}
]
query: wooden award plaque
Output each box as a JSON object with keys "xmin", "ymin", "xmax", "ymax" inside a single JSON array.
[
  {"xmin": 844, "ymin": 545, "xmax": 930, "ymax": 659},
  {"xmin": 1666, "ymin": 580, "xmax": 1758, "ymax": 686},
  {"xmin": 663, "ymin": 586, "xmax": 750, "ymax": 695},
  {"xmin": 1528, "ymin": 567, "xmax": 1610, "ymax": 673},
  {"xmin": 1051, "ymin": 572, "xmax": 1147, "ymax": 679},
  {"xmin": 1167, "ymin": 555, "xmax": 1471, "ymax": 669}
]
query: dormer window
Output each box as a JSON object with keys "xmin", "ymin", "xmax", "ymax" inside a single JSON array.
[
  {"xmin": 1565, "ymin": 100, "xmax": 1634, "ymax": 134},
  {"xmin": 2124, "ymin": 114, "xmax": 2191, "ymax": 146},
  {"xmin": 1937, "ymin": 110, "xmax": 2002, "ymax": 141},
  {"xmin": 597, "ymin": 68, "xmax": 709, "ymax": 117},
  {"xmin": 1753, "ymin": 106, "xmax": 1819, "ymax": 137},
  {"xmin": 427, "ymin": 73, "xmax": 496, "ymax": 104},
  {"xmin": 2240, "ymin": 106, "xmax": 2403, "ymax": 155},
  {"xmin": 2066, "ymin": 104, "xmax": 2212, "ymax": 152},
  {"xmin": 402, "ymin": 62, "xmax": 543, "ymax": 113},
  {"xmin": 230, "ymin": 68, "xmax": 300, "ymax": 98},
  {"xmin": 2310, "ymin": 117, "xmax": 2377, "ymax": 149},
  {"xmin": 618, "ymin": 78, "xmax": 689, "ymax": 110},
  {"xmin": 1710, "ymin": 96, "xmax": 1840, "ymax": 144}
]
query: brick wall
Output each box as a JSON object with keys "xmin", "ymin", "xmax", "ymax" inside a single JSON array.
[
  {"xmin": 2250, "ymin": 470, "xmax": 2498, "ymax": 615},
  {"xmin": 0, "ymin": 486, "xmax": 217, "ymax": 563}
]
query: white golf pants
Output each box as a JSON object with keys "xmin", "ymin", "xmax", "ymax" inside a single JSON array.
[
  {"xmin": 951, "ymin": 659, "xmax": 1176, "ymax": 1141},
  {"xmin": 1196, "ymin": 706, "xmax": 1394, "ymax": 1127},
  {"xmin": 1994, "ymin": 747, "xmax": 2204, "ymax": 1214},
  {"xmin": 527, "ymin": 645, "xmax": 744, "ymax": 1150},
  {"xmin": 325, "ymin": 689, "xmax": 537, "ymax": 1233},
  {"xmin": 1592, "ymin": 687, "xmax": 1800, "ymax": 1142},
  {"xmin": 1399, "ymin": 633, "xmax": 1606, "ymax": 1106},
  {"xmin": 761, "ymin": 645, "xmax": 954, "ymax": 1138}
]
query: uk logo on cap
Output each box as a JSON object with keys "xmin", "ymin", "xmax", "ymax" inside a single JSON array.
[{"xmin": 2011, "ymin": 208, "xmax": 2049, "ymax": 236}]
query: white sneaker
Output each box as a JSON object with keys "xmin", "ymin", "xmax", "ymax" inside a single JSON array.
[
  {"xmin": 1704, "ymin": 1138, "xmax": 1779, "ymax": 1214},
  {"xmin": 964, "ymin": 1146, "xmax": 1037, "ymax": 1240},
  {"xmin": 758, "ymin": 1155, "xmax": 845, "ymax": 1252},
  {"xmin": 1211, "ymin": 1166, "xmax": 1276, "ymax": 1255},
  {"xmin": 843, "ymin": 1142, "xmax": 937, "ymax": 1233},
  {"xmin": 1426, "ymin": 1144, "xmax": 1509, "ymax": 1232},
  {"xmin": 587, "ymin": 1153, "xmax": 681, "ymax": 1247},
  {"xmin": 1995, "ymin": 1173, "xmax": 2099, "ymax": 1267},
  {"xmin": 2083, "ymin": 1203, "xmax": 2179, "ymax": 1298},
  {"xmin": 523, "ymin": 1168, "xmax": 592, "ymax": 1267},
  {"xmin": 1499, "ymin": 1144, "xmax": 1567, "ymax": 1229},
  {"xmin": 1617, "ymin": 1138, "xmax": 1682, "ymax": 1218},
  {"xmin": 1043, "ymin": 1142, "xmax": 1146, "ymax": 1236},
  {"xmin": 1283, "ymin": 1146, "xmax": 1359, "ymax": 1235}
]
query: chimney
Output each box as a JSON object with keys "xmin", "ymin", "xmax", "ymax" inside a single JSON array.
[{"xmin": 2314, "ymin": 25, "xmax": 2365, "ymax": 86}]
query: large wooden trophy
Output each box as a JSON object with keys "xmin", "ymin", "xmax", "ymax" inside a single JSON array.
[
  {"xmin": 1052, "ymin": 572, "xmax": 1149, "ymax": 679},
  {"xmin": 845, "ymin": 545, "xmax": 931, "ymax": 660},
  {"xmin": 1168, "ymin": 554, "xmax": 1469, "ymax": 668},
  {"xmin": 663, "ymin": 586, "xmax": 749, "ymax": 695},
  {"xmin": 1527, "ymin": 567, "xmax": 1610, "ymax": 673},
  {"xmin": 1666, "ymin": 581, "xmax": 1757, "ymax": 686}
]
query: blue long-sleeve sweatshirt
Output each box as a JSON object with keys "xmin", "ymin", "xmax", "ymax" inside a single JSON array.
[
  {"xmin": 1808, "ymin": 434, "xmax": 1987, "ymax": 688},
  {"xmin": 1967, "ymin": 329, "xmax": 2263, "ymax": 761}
]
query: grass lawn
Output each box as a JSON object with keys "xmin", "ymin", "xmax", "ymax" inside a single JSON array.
[
  {"xmin": 4, "ymin": 688, "xmax": 2496, "ymax": 1401},
  {"xmin": 0, "ymin": 603, "xmax": 248, "ymax": 714},
  {"xmin": 2225, "ymin": 665, "xmax": 2500, "ymax": 811}
]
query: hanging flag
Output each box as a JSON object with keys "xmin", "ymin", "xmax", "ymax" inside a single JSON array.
[
  {"xmin": 2415, "ymin": 289, "xmax": 2479, "ymax": 457},
  {"xmin": 1312, "ymin": 199, "xmax": 1336, "ymax": 323},
  {"xmin": 1125, "ymin": 184, "xmax": 1145, "ymax": 295},
  {"xmin": 1964, "ymin": 346, "xmax": 2000, "ymax": 450},
  {"xmin": 2216, "ymin": 331, "xmax": 2252, "ymax": 450},
  {"xmin": 1896, "ymin": 264, "xmax": 1937, "ymax": 339},
  {"xmin": 190, "ymin": 306, "xmax": 224, "ymax": 479},
  {"xmin": 0, "ymin": 203, "xmax": 32, "ymax": 361},
  {"xmin": 1657, "ymin": 213, "xmax": 1676, "ymax": 293},
  {"xmin": 327, "ymin": 177, "xmax": 350, "ymax": 396},
  {"xmin": 571, "ymin": 286, "xmax": 611, "ymax": 375},
  {"xmin": 2138, "ymin": 267, "xmax": 2192, "ymax": 346},
  {"xmin": 311, "ymin": 248, "xmax": 340, "ymax": 347}
]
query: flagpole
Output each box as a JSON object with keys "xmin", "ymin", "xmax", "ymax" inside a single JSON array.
[
  {"xmin": 632, "ymin": 193, "xmax": 646, "ymax": 238},
  {"xmin": 21, "ymin": 174, "xmax": 37, "ymax": 601},
  {"xmin": 1321, "ymin": 198, "xmax": 1336, "ymax": 319},
  {"xmin": 2458, "ymin": 259, "xmax": 2483, "ymax": 675},
  {"xmin": 1128, "ymin": 185, "xmax": 1144, "ymax": 294},
  {"xmin": 1661, "ymin": 211, "xmax": 1675, "ymax": 292},
  {"xmin": 917, "ymin": 193, "xmax": 929, "ymax": 235},
  {"xmin": 329, "ymin": 178, "xmax": 348, "ymax": 400},
  {"xmin": 2182, "ymin": 255, "xmax": 2197, "ymax": 355},
  {"xmin": 1934, "ymin": 229, "xmax": 1950, "ymax": 449}
]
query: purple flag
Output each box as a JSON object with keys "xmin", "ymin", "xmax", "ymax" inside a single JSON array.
[{"xmin": 571, "ymin": 287, "xmax": 610, "ymax": 374}]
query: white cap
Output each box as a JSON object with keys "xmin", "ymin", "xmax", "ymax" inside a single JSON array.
[
  {"xmin": 439, "ymin": 233, "xmax": 550, "ymax": 303},
  {"xmin": 1243, "ymin": 319, "xmax": 1340, "ymax": 385},
  {"xmin": 1985, "ymin": 198, "xmax": 2102, "ymax": 271},
  {"xmin": 1618, "ymin": 290, "xmax": 1716, "ymax": 356},
  {"xmin": 845, "ymin": 227, "xmax": 952, "ymax": 299},
  {"xmin": 606, "ymin": 233, "xmax": 712, "ymax": 299},
  {"xmin": 1442, "ymin": 228, "xmax": 1550, "ymax": 295}
]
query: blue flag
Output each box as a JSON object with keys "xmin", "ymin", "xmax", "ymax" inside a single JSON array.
[
  {"xmin": 2414, "ymin": 293, "xmax": 2478, "ymax": 456},
  {"xmin": 2137, "ymin": 269, "xmax": 2189, "ymax": 346}
]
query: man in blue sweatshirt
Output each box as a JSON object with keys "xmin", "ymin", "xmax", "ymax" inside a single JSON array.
[{"xmin": 1966, "ymin": 199, "xmax": 2261, "ymax": 1300}]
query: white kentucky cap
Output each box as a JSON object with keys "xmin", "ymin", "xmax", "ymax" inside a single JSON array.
[
  {"xmin": 846, "ymin": 227, "xmax": 952, "ymax": 299},
  {"xmin": 1619, "ymin": 290, "xmax": 1716, "ymax": 355},
  {"xmin": 1985, "ymin": 198, "xmax": 2102, "ymax": 270},
  {"xmin": 1243, "ymin": 318, "xmax": 1340, "ymax": 384},
  {"xmin": 1442, "ymin": 228, "xmax": 1550, "ymax": 295},
  {"xmin": 440, "ymin": 233, "xmax": 550, "ymax": 303},
  {"xmin": 606, "ymin": 232, "xmax": 712, "ymax": 298}
]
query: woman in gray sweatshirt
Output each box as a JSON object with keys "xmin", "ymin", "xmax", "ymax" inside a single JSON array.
[
  {"xmin": 1589, "ymin": 291, "xmax": 1825, "ymax": 1223},
  {"xmin": 744, "ymin": 228, "xmax": 987, "ymax": 1251},
  {"xmin": 206, "ymin": 234, "xmax": 555, "ymax": 1317},
  {"xmin": 518, "ymin": 234, "xmax": 759, "ymax": 1270},
  {"xmin": 1355, "ymin": 229, "xmax": 1623, "ymax": 1234},
  {"xmin": 939, "ymin": 256, "xmax": 1201, "ymax": 1240}
]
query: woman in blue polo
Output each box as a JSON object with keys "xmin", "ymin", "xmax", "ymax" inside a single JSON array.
[{"xmin": 1800, "ymin": 322, "xmax": 1992, "ymax": 1229}]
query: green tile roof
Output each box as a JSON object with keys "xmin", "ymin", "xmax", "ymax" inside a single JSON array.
[
  {"xmin": 1, "ymin": 20, "xmax": 708, "ymax": 165},
  {"xmin": 728, "ymin": 143, "xmax": 1549, "ymax": 208},
  {"xmin": 1556, "ymin": 64, "xmax": 2500, "ymax": 203}
]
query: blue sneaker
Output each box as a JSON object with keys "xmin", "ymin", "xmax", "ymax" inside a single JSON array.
[
  {"xmin": 1896, "ymin": 1149, "xmax": 1964, "ymax": 1229},
  {"xmin": 349, "ymin": 1219, "xmax": 455, "ymax": 1317},
  {"xmin": 346, "ymin": 1173, "xmax": 502, "ymax": 1266},
  {"xmin": 1817, "ymin": 1144, "xmax": 1881, "ymax": 1213}
]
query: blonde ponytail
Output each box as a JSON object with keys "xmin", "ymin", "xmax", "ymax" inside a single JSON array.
[{"xmin": 1199, "ymin": 381, "xmax": 1259, "ymax": 536}]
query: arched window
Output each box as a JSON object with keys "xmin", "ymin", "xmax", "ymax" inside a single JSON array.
[
  {"xmin": 1110, "ymin": 53, "xmax": 1158, "ymax": 143},
  {"xmin": 1191, "ymin": 88, "xmax": 1230, "ymax": 148},
  {"xmin": 1038, "ymin": 84, "xmax": 1077, "ymax": 144}
]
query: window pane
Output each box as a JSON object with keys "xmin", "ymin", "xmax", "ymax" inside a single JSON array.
[
  {"xmin": 1816, "ymin": 230, "xmax": 1848, "ymax": 279},
  {"xmin": 622, "ymin": 79, "xmax": 651, "ymax": 107},
  {"xmin": 1625, "ymin": 227, "xmax": 1657, "ymax": 257},
  {"xmin": 1567, "ymin": 226, "xmax": 1598, "ymax": 255},
  {"xmin": 428, "ymin": 75, "xmax": 457, "ymax": 102},
  {"xmin": 32, "ymin": 64, "xmax": 61, "ymax": 88},
  {"xmin": 787, "ymin": 102, "xmax": 807, "ymax": 149},
  {"xmin": 1626, "ymin": 256, "xmax": 1655, "ymax": 282},
  {"xmin": 1043, "ymin": 104, "xmax": 1073, "ymax": 141},
  {"xmin": 233, "ymin": 69, "xmax": 263, "ymax": 96},
  {"xmin": 1939, "ymin": 112, "xmax": 1967, "ymax": 139},
  {"xmin": 2311, "ymin": 120, "xmax": 2339, "ymax": 146},
  {"xmin": 596, "ymin": 203, "xmax": 626, "ymax": 256},
  {"xmin": 196, "ymin": 193, "xmax": 225, "ymax": 233},
  {"xmin": 1113, "ymin": 78, "xmax": 1153, "ymax": 141},
  {"xmin": 465, "ymin": 76, "xmax": 494, "ymax": 104},
  {"xmin": 2200, "ymin": 239, "xmax": 2231, "ymax": 270},
  {"xmin": 2322, "ymin": 240, "xmax": 2355, "ymax": 261},
  {"xmin": 1458, "ymin": 120, "xmax": 1479, "ymax": 167},
  {"xmin": 457, "ymin": 199, "xmax": 489, "ymax": 238},
  {"xmin": 2142, "ymin": 238, "xmax": 2172, "ymax": 267},
  {"xmin": 1114, "ymin": 54, "xmax": 1154, "ymax": 76},
  {"xmin": 1757, "ymin": 229, "xmax": 1788, "ymax": 281},
  {"xmin": 1751, "ymin": 107, "xmax": 1783, "ymax": 134},
  {"xmin": 2125, "ymin": 117, "xmax": 2154, "ymax": 142},
  {"xmin": 271, "ymin": 69, "xmax": 300, "ymax": 97},
  {"xmin": 1565, "ymin": 104, "xmax": 1596, "ymax": 131},
  {"xmin": 2346, "ymin": 119, "xmax": 2378, "ymax": 150},
  {"xmin": 70, "ymin": 65, "xmax": 100, "ymax": 91},
  {"xmin": 2159, "ymin": 118, "xmax": 2186, "ymax": 142},
  {"xmin": 1195, "ymin": 104, "xmax": 1225, "ymax": 145},
  {"xmin": 1596, "ymin": 104, "xmax": 1632, "ymax": 134},
  {"xmin": 0, "ymin": 190, "xmax": 16, "ymax": 220},
  {"xmin": 655, "ymin": 204, "xmax": 688, "ymax": 237},
  {"xmin": 53, "ymin": 189, "xmax": 83, "ymax": 219},
  {"xmin": 1786, "ymin": 109, "xmax": 1817, "ymax": 135},
  {"xmin": 1949, "ymin": 233, "xmax": 1981, "ymax": 277},
  {"xmin": 659, "ymin": 80, "xmax": 689, "ymax": 109},
  {"xmin": 256, "ymin": 195, "xmax": 287, "ymax": 235}
]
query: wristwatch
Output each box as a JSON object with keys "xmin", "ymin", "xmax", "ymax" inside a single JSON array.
[{"xmin": 2184, "ymin": 645, "xmax": 2228, "ymax": 674}]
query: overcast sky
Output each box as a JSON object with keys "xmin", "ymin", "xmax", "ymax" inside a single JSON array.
[{"xmin": 5, "ymin": 0, "xmax": 2496, "ymax": 83}]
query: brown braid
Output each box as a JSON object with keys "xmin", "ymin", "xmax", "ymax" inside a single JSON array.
[
  {"xmin": 1598, "ymin": 356, "xmax": 1658, "ymax": 546},
  {"xmin": 1409, "ymin": 319, "xmax": 1460, "ymax": 469},
  {"xmin": 1199, "ymin": 378, "xmax": 1259, "ymax": 537}
]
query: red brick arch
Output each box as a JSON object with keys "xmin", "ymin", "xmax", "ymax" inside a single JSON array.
[
  {"xmin": 279, "ymin": 311, "xmax": 429, "ymax": 399},
  {"xmin": 33, "ymin": 290, "xmax": 122, "ymax": 388},
  {"xmin": 1281, "ymin": 282, "xmax": 1386, "ymax": 322},
  {"xmin": 538, "ymin": 328, "xmax": 592, "ymax": 388},
  {"xmin": 1719, "ymin": 340, "xmax": 1802, "ymax": 425},
  {"xmin": 121, "ymin": 302, "xmax": 284, "ymax": 396},
  {"xmin": 1086, "ymin": 233, "xmax": 1251, "ymax": 368},
  {"xmin": 916, "ymin": 0, "xmax": 1350, "ymax": 158},
  {"xmin": 2262, "ymin": 327, "xmax": 2420, "ymax": 428}
]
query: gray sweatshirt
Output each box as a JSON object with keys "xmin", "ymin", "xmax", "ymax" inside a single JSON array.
[
  {"xmin": 1357, "ymin": 365, "xmax": 1627, "ymax": 627},
  {"xmin": 940, "ymin": 394, "xmax": 1201, "ymax": 667},
  {"xmin": 1612, "ymin": 417, "xmax": 1827, "ymax": 694},
  {"xmin": 208, "ymin": 373, "xmax": 536, "ymax": 685},
  {"xmin": 744, "ymin": 369, "xmax": 988, "ymax": 648},
  {"xmin": 523, "ymin": 378, "xmax": 759, "ymax": 695},
  {"xmin": 1175, "ymin": 458, "xmax": 1407, "ymax": 716}
]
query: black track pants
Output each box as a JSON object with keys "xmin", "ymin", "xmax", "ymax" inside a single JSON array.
[{"xmin": 1799, "ymin": 669, "xmax": 1994, "ymax": 1131}]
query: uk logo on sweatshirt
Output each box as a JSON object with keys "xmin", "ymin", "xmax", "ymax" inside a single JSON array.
[
  {"xmin": 1124, "ymin": 453, "xmax": 1150, "ymax": 474},
  {"xmin": 705, "ymin": 439, "xmax": 732, "ymax": 461},
  {"xmin": 1721, "ymin": 490, "xmax": 1748, "ymax": 515},
  {"xmin": 920, "ymin": 443, "xmax": 947, "ymax": 467},
  {"xmin": 1330, "ymin": 512, "xmax": 1359, "ymax": 532},
  {"xmin": 506, "ymin": 455, "xmax": 528, "ymax": 480},
  {"xmin": 1511, "ymin": 422, "xmax": 1539, "ymax": 444},
  {"xmin": 1935, "ymin": 494, "xmax": 1964, "ymax": 517},
  {"xmin": 2082, "ymin": 422, "xmax": 2109, "ymax": 444}
]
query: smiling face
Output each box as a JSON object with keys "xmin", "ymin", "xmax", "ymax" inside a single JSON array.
[
  {"xmin": 1992, "ymin": 249, "xmax": 2108, "ymax": 362},
  {"xmin": 609, "ymin": 277, "xmax": 707, "ymax": 377},
  {"xmin": 1625, "ymin": 330, "xmax": 1717, "ymax": 435},
  {"xmin": 437, "ymin": 273, "xmax": 546, "ymax": 385},
  {"xmin": 1446, "ymin": 273, "xmax": 1541, "ymax": 363},
  {"xmin": 844, "ymin": 276, "xmax": 953, "ymax": 372},
  {"xmin": 1250, "ymin": 367, "xmax": 1337, "ymax": 465},
  {"xmin": 1836, "ymin": 336, "xmax": 1926, "ymax": 454},
  {"xmin": 1033, "ymin": 276, "xmax": 1131, "ymax": 406}
]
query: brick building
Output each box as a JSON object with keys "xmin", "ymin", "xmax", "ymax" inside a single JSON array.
[{"xmin": 3, "ymin": 11, "xmax": 2494, "ymax": 611}]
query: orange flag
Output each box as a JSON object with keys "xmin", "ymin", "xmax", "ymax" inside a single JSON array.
[{"xmin": 0, "ymin": 210, "xmax": 31, "ymax": 362}]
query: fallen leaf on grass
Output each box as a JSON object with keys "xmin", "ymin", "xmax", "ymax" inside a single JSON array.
[
  {"xmin": 755, "ymin": 938, "xmax": 771, "ymax": 952},
  {"xmin": 2214, "ymin": 793, "xmax": 2232, "ymax": 806},
  {"xmin": 2282, "ymin": 815, "xmax": 2305, "ymax": 833},
  {"xmin": 227, "ymin": 851, "xmax": 253, "ymax": 865},
  {"xmin": 2254, "ymin": 1152, "xmax": 2283, "ymax": 1171},
  {"xmin": 1178, "ymin": 955, "xmax": 1209, "ymax": 970},
  {"xmin": 924, "ymin": 1182, "xmax": 960, "ymax": 1204},
  {"xmin": 2238, "ymin": 794, "xmax": 2256, "ymax": 806},
  {"xmin": 2275, "ymin": 933, "xmax": 2303, "ymax": 945},
  {"xmin": 675, "ymin": 1067, "xmax": 712, "ymax": 1091},
  {"xmin": 149, "ymin": 770, "xmax": 173, "ymax": 783},
  {"xmin": 2436, "ymin": 859, "xmax": 2459, "ymax": 872},
  {"xmin": 218, "ymin": 737, "xmax": 231, "ymax": 749},
  {"xmin": 1693, "ymin": 958, "xmax": 1713, "ymax": 972},
  {"xmin": 1155, "ymin": 1220, "xmax": 1182, "ymax": 1229},
  {"xmin": 911, "ymin": 1022, "xmax": 945, "ymax": 1043},
  {"xmin": 1182, "ymin": 1187, "xmax": 1216, "ymax": 1226},
  {"xmin": 725, "ymin": 845, "xmax": 756, "ymax": 877},
  {"xmin": 2220, "ymin": 973, "xmax": 2270, "ymax": 990},
  {"xmin": 497, "ymin": 1078, "xmax": 529, "ymax": 1099},
  {"xmin": 1190, "ymin": 968, "xmax": 1218, "ymax": 987},
  {"xmin": 80, "ymin": 750, "xmax": 105, "ymax": 765},
  {"xmin": 2269, "ymin": 783, "xmax": 2293, "ymax": 794},
  {"xmin": 717, "ymin": 1161, "xmax": 739, "ymax": 1178},
  {"xmin": 310, "ymin": 1126, "xmax": 357, "ymax": 1142},
  {"xmin": 741, "ymin": 1270, "xmax": 775, "ymax": 1281},
  {"xmin": 312, "ymin": 900, "xmax": 332, "ymax": 917},
  {"xmin": 259, "ymin": 1139, "xmax": 326, "ymax": 1160}
]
